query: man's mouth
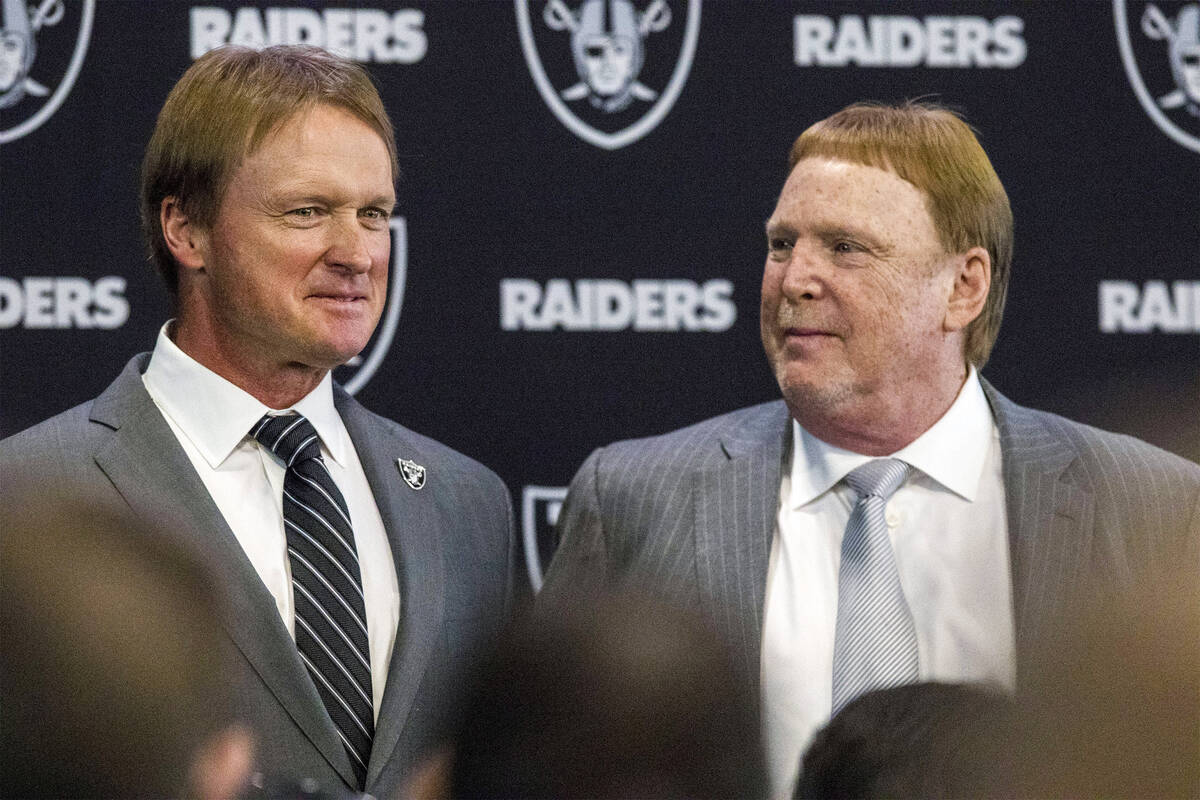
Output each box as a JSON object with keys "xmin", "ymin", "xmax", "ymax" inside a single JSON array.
[
  {"xmin": 310, "ymin": 292, "xmax": 366, "ymax": 303},
  {"xmin": 785, "ymin": 327, "xmax": 836, "ymax": 339}
]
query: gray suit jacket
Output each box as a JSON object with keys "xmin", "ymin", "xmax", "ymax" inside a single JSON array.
[
  {"xmin": 0, "ymin": 354, "xmax": 517, "ymax": 797},
  {"xmin": 541, "ymin": 381, "xmax": 1200, "ymax": 689}
]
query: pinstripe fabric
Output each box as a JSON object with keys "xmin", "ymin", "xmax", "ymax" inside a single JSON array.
[
  {"xmin": 985, "ymin": 384, "xmax": 1200, "ymax": 678},
  {"xmin": 542, "ymin": 402, "xmax": 788, "ymax": 687},
  {"xmin": 831, "ymin": 459, "xmax": 917, "ymax": 713},
  {"xmin": 542, "ymin": 384, "xmax": 1200, "ymax": 699},
  {"xmin": 252, "ymin": 413, "xmax": 373, "ymax": 788}
]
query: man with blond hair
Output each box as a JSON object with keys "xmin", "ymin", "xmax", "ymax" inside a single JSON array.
[
  {"xmin": 0, "ymin": 45, "xmax": 515, "ymax": 797},
  {"xmin": 541, "ymin": 101, "xmax": 1200, "ymax": 797}
]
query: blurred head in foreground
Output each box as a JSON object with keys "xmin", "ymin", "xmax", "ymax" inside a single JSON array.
[
  {"xmin": 796, "ymin": 681, "xmax": 1015, "ymax": 799},
  {"xmin": 0, "ymin": 493, "xmax": 252, "ymax": 799},
  {"xmin": 797, "ymin": 568, "xmax": 1200, "ymax": 800},
  {"xmin": 448, "ymin": 589, "xmax": 766, "ymax": 799}
]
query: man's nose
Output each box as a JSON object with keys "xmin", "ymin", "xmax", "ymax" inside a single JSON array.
[
  {"xmin": 779, "ymin": 243, "xmax": 824, "ymax": 301},
  {"xmin": 325, "ymin": 215, "xmax": 374, "ymax": 273}
]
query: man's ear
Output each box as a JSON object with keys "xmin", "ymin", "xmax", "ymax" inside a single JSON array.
[
  {"xmin": 944, "ymin": 246, "xmax": 991, "ymax": 332},
  {"xmin": 161, "ymin": 197, "xmax": 208, "ymax": 272}
]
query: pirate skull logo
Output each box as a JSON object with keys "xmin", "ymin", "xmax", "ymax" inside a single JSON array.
[
  {"xmin": 1115, "ymin": 0, "xmax": 1200, "ymax": 152},
  {"xmin": 397, "ymin": 458, "xmax": 426, "ymax": 490},
  {"xmin": 1142, "ymin": 2, "xmax": 1200, "ymax": 114},
  {"xmin": 1, "ymin": 0, "xmax": 94, "ymax": 144},
  {"xmin": 516, "ymin": 0, "xmax": 700, "ymax": 150},
  {"xmin": 546, "ymin": 0, "xmax": 670, "ymax": 112},
  {"xmin": 0, "ymin": 0, "xmax": 57, "ymax": 108}
]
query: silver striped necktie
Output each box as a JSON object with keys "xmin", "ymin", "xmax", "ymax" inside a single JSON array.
[
  {"xmin": 831, "ymin": 458, "xmax": 919, "ymax": 714},
  {"xmin": 252, "ymin": 413, "xmax": 373, "ymax": 789}
]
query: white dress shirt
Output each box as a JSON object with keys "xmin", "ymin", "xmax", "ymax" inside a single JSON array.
[
  {"xmin": 142, "ymin": 324, "xmax": 400, "ymax": 720},
  {"xmin": 761, "ymin": 367, "xmax": 1015, "ymax": 798}
]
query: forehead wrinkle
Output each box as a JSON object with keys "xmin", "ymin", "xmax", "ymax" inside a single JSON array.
[{"xmin": 233, "ymin": 144, "xmax": 393, "ymax": 209}]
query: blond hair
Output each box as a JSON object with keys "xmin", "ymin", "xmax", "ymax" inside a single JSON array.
[
  {"xmin": 789, "ymin": 101, "xmax": 1013, "ymax": 368},
  {"xmin": 140, "ymin": 45, "xmax": 399, "ymax": 296}
]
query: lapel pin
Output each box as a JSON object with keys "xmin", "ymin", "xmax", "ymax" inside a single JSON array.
[{"xmin": 397, "ymin": 458, "xmax": 427, "ymax": 490}]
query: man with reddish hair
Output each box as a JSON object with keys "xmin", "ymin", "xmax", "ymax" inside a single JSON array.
[{"xmin": 542, "ymin": 101, "xmax": 1199, "ymax": 797}]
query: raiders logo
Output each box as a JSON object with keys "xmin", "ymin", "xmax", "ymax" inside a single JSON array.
[
  {"xmin": 516, "ymin": 0, "xmax": 700, "ymax": 150},
  {"xmin": 397, "ymin": 458, "xmax": 427, "ymax": 490},
  {"xmin": 1114, "ymin": 0, "xmax": 1200, "ymax": 153},
  {"xmin": 333, "ymin": 216, "xmax": 408, "ymax": 395},
  {"xmin": 0, "ymin": 0, "xmax": 95, "ymax": 143},
  {"xmin": 521, "ymin": 485, "xmax": 568, "ymax": 591}
]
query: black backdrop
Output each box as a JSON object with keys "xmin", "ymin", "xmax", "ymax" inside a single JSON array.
[{"xmin": 3, "ymin": 0, "xmax": 1197, "ymax": 589}]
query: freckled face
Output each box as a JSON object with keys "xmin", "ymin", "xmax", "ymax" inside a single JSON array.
[
  {"xmin": 760, "ymin": 157, "xmax": 958, "ymax": 419},
  {"xmin": 192, "ymin": 104, "xmax": 395, "ymax": 373}
]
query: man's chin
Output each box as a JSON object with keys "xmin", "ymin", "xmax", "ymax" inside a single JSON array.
[
  {"xmin": 294, "ymin": 340, "xmax": 372, "ymax": 373},
  {"xmin": 303, "ymin": 323, "xmax": 377, "ymax": 366},
  {"xmin": 777, "ymin": 375, "xmax": 856, "ymax": 419}
]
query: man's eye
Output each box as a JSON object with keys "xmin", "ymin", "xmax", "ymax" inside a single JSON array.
[
  {"xmin": 288, "ymin": 207, "xmax": 316, "ymax": 218},
  {"xmin": 360, "ymin": 208, "xmax": 385, "ymax": 219},
  {"xmin": 768, "ymin": 238, "xmax": 794, "ymax": 253},
  {"xmin": 833, "ymin": 241, "xmax": 857, "ymax": 253}
]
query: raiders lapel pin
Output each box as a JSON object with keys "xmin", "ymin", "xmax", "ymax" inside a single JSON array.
[{"xmin": 397, "ymin": 458, "xmax": 426, "ymax": 490}]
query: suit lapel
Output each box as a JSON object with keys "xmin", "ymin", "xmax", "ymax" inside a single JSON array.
[
  {"xmin": 335, "ymin": 392, "xmax": 445, "ymax": 788},
  {"xmin": 692, "ymin": 401, "xmax": 791, "ymax": 690},
  {"xmin": 90, "ymin": 356, "xmax": 357, "ymax": 787},
  {"xmin": 983, "ymin": 381, "xmax": 1094, "ymax": 683},
  {"xmin": 686, "ymin": 385, "xmax": 1098, "ymax": 693}
]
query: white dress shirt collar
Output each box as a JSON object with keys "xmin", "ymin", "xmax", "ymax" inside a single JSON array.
[
  {"xmin": 790, "ymin": 366, "xmax": 993, "ymax": 508},
  {"xmin": 143, "ymin": 322, "xmax": 347, "ymax": 469}
]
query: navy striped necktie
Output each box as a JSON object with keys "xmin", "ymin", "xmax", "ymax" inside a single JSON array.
[
  {"xmin": 252, "ymin": 413, "xmax": 373, "ymax": 788},
  {"xmin": 831, "ymin": 458, "xmax": 919, "ymax": 714}
]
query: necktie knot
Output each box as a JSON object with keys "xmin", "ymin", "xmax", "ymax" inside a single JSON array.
[
  {"xmin": 252, "ymin": 413, "xmax": 322, "ymax": 468},
  {"xmin": 844, "ymin": 458, "xmax": 910, "ymax": 502}
]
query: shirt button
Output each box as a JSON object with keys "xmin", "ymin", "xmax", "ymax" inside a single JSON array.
[{"xmin": 886, "ymin": 508, "xmax": 902, "ymax": 527}]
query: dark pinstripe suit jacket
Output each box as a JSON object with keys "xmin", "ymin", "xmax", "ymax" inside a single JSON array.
[
  {"xmin": 0, "ymin": 354, "xmax": 517, "ymax": 797},
  {"xmin": 541, "ymin": 381, "xmax": 1200, "ymax": 689}
]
